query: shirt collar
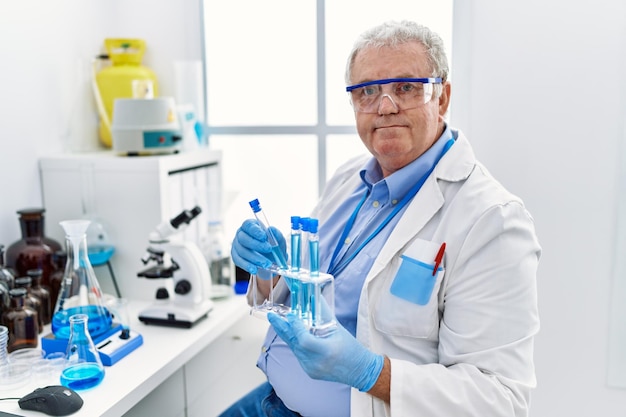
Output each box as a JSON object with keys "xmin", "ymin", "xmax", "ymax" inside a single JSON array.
[{"xmin": 359, "ymin": 125, "xmax": 455, "ymax": 203}]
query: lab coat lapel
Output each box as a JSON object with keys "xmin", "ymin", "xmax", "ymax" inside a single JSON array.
[
  {"xmin": 365, "ymin": 176, "xmax": 444, "ymax": 281},
  {"xmin": 364, "ymin": 131, "xmax": 474, "ymax": 283}
]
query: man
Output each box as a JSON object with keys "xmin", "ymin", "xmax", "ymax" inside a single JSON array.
[{"xmin": 225, "ymin": 20, "xmax": 540, "ymax": 417}]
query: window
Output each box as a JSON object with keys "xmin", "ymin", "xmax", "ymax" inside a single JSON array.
[{"xmin": 202, "ymin": 0, "xmax": 453, "ymax": 235}]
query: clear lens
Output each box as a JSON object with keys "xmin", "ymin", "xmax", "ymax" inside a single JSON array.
[{"xmin": 349, "ymin": 81, "xmax": 435, "ymax": 113}]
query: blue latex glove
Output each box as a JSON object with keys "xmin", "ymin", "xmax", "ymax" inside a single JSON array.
[
  {"xmin": 231, "ymin": 219, "xmax": 287, "ymax": 275},
  {"xmin": 268, "ymin": 312, "xmax": 384, "ymax": 392}
]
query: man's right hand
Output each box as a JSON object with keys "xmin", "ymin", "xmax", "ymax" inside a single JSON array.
[{"xmin": 231, "ymin": 219, "xmax": 286, "ymax": 275}]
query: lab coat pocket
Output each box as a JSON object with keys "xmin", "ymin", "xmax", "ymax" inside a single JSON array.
[
  {"xmin": 373, "ymin": 239, "xmax": 445, "ymax": 339},
  {"xmin": 390, "ymin": 256, "xmax": 439, "ymax": 305}
]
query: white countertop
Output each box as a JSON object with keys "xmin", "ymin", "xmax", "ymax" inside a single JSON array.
[{"xmin": 0, "ymin": 295, "xmax": 252, "ymax": 417}]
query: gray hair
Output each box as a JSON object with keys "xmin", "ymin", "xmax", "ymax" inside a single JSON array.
[{"xmin": 345, "ymin": 20, "xmax": 449, "ymax": 87}]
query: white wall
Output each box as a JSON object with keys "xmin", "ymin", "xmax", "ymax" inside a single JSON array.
[
  {"xmin": 0, "ymin": 0, "xmax": 203, "ymax": 242},
  {"xmin": 1, "ymin": 1, "xmax": 626, "ymax": 415},
  {"xmin": 451, "ymin": 0, "xmax": 626, "ymax": 415}
]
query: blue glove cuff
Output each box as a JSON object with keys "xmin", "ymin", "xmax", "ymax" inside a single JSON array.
[{"xmin": 356, "ymin": 354, "xmax": 385, "ymax": 392}]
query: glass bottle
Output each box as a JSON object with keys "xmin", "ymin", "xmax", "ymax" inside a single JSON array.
[
  {"xmin": 2, "ymin": 288, "xmax": 39, "ymax": 353},
  {"xmin": 0, "ymin": 286, "xmax": 7, "ymax": 320},
  {"xmin": 52, "ymin": 220, "xmax": 112, "ymax": 340},
  {"xmin": 60, "ymin": 314, "xmax": 105, "ymax": 390},
  {"xmin": 0, "ymin": 244, "xmax": 15, "ymax": 291},
  {"xmin": 49, "ymin": 250, "xmax": 67, "ymax": 310},
  {"xmin": 203, "ymin": 221, "xmax": 233, "ymax": 296},
  {"xmin": 0, "ymin": 325, "xmax": 8, "ymax": 366},
  {"xmin": 5, "ymin": 208, "xmax": 62, "ymax": 289},
  {"xmin": 27, "ymin": 269, "xmax": 52, "ymax": 325},
  {"xmin": 0, "ymin": 285, "xmax": 5, "ymax": 310},
  {"xmin": 14, "ymin": 276, "xmax": 44, "ymax": 333}
]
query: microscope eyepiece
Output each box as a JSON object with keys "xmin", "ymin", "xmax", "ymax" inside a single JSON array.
[{"xmin": 170, "ymin": 206, "xmax": 202, "ymax": 229}]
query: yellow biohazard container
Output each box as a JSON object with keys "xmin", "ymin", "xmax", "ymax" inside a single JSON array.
[{"xmin": 94, "ymin": 39, "xmax": 159, "ymax": 148}]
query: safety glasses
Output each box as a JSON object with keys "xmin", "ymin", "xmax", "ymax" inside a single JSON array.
[{"xmin": 346, "ymin": 77, "xmax": 442, "ymax": 113}]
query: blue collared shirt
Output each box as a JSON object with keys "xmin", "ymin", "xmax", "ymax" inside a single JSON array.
[{"xmin": 260, "ymin": 126, "xmax": 455, "ymax": 417}]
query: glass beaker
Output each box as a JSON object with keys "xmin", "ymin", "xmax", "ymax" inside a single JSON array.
[
  {"xmin": 51, "ymin": 220, "xmax": 112, "ymax": 340},
  {"xmin": 60, "ymin": 314, "xmax": 105, "ymax": 390}
]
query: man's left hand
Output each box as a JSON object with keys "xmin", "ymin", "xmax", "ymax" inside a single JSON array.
[{"xmin": 268, "ymin": 312, "xmax": 384, "ymax": 392}]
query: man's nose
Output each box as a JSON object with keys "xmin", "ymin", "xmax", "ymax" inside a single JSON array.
[{"xmin": 377, "ymin": 94, "xmax": 399, "ymax": 115}]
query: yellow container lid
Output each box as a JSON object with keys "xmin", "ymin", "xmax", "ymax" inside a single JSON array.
[{"xmin": 104, "ymin": 38, "xmax": 146, "ymax": 65}]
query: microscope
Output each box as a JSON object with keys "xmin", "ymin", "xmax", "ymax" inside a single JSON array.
[{"xmin": 137, "ymin": 206, "xmax": 213, "ymax": 328}]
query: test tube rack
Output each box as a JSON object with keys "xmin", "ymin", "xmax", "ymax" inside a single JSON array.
[{"xmin": 251, "ymin": 268, "xmax": 337, "ymax": 337}]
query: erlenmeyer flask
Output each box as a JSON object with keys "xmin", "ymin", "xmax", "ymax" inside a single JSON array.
[
  {"xmin": 60, "ymin": 314, "xmax": 105, "ymax": 390},
  {"xmin": 80, "ymin": 164, "xmax": 115, "ymax": 266},
  {"xmin": 51, "ymin": 220, "xmax": 112, "ymax": 340}
]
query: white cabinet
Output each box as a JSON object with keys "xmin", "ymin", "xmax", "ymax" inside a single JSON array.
[
  {"xmin": 122, "ymin": 368, "xmax": 187, "ymax": 417},
  {"xmin": 39, "ymin": 150, "xmax": 222, "ymax": 301},
  {"xmin": 121, "ymin": 313, "xmax": 268, "ymax": 417},
  {"xmin": 185, "ymin": 314, "xmax": 269, "ymax": 416}
]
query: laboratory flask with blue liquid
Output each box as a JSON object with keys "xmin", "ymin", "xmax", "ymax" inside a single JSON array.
[
  {"xmin": 60, "ymin": 313, "xmax": 105, "ymax": 390},
  {"xmin": 51, "ymin": 220, "xmax": 112, "ymax": 340}
]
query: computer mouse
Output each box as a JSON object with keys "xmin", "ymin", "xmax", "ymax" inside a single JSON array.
[{"xmin": 18, "ymin": 385, "xmax": 84, "ymax": 416}]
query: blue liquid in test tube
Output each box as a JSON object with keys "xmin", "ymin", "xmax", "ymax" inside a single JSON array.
[
  {"xmin": 308, "ymin": 218, "xmax": 321, "ymax": 325},
  {"xmin": 308, "ymin": 218, "xmax": 319, "ymax": 277},
  {"xmin": 299, "ymin": 217, "xmax": 312, "ymax": 322},
  {"xmin": 249, "ymin": 199, "xmax": 288, "ymax": 270},
  {"xmin": 290, "ymin": 216, "xmax": 301, "ymax": 272},
  {"xmin": 289, "ymin": 216, "xmax": 302, "ymax": 313}
]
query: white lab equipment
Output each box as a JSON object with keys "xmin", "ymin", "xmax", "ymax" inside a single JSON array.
[
  {"xmin": 137, "ymin": 206, "xmax": 213, "ymax": 328},
  {"xmin": 39, "ymin": 149, "xmax": 223, "ymax": 302},
  {"xmin": 111, "ymin": 97, "xmax": 183, "ymax": 155}
]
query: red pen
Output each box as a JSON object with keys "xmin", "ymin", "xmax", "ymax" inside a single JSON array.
[{"xmin": 433, "ymin": 242, "xmax": 446, "ymax": 276}]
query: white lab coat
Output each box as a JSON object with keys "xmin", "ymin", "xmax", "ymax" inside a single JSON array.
[{"xmin": 309, "ymin": 130, "xmax": 541, "ymax": 417}]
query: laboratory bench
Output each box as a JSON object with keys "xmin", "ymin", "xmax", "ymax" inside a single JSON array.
[{"xmin": 0, "ymin": 295, "xmax": 269, "ymax": 417}]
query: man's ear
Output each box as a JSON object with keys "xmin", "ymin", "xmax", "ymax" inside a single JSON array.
[{"xmin": 438, "ymin": 81, "xmax": 451, "ymax": 118}]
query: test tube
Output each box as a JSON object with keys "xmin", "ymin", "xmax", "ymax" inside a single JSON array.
[
  {"xmin": 308, "ymin": 218, "xmax": 319, "ymax": 277},
  {"xmin": 289, "ymin": 216, "xmax": 302, "ymax": 314},
  {"xmin": 308, "ymin": 219, "xmax": 321, "ymax": 325},
  {"xmin": 299, "ymin": 217, "xmax": 311, "ymax": 270},
  {"xmin": 290, "ymin": 216, "xmax": 301, "ymax": 272},
  {"xmin": 248, "ymin": 199, "xmax": 288, "ymax": 270},
  {"xmin": 299, "ymin": 217, "xmax": 312, "ymax": 323}
]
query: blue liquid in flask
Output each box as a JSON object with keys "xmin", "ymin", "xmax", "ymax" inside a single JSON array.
[
  {"xmin": 52, "ymin": 305, "xmax": 112, "ymax": 340},
  {"xmin": 60, "ymin": 363, "xmax": 105, "ymax": 390}
]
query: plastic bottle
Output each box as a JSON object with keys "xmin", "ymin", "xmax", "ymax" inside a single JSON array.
[
  {"xmin": 60, "ymin": 314, "xmax": 105, "ymax": 390},
  {"xmin": 94, "ymin": 38, "xmax": 159, "ymax": 148}
]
